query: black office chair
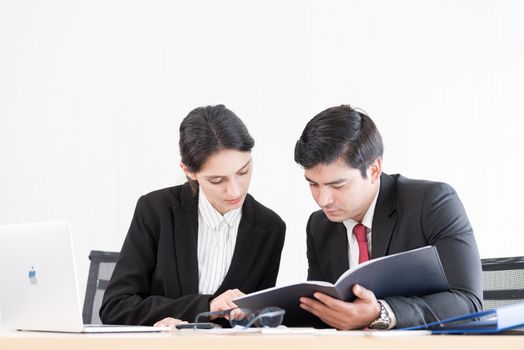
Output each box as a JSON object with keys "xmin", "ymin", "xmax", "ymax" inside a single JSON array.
[
  {"xmin": 82, "ymin": 250, "xmax": 120, "ymax": 324},
  {"xmin": 481, "ymin": 256, "xmax": 524, "ymax": 310}
]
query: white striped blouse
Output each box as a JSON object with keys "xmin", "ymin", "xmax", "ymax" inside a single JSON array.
[{"xmin": 197, "ymin": 188, "xmax": 242, "ymax": 294}]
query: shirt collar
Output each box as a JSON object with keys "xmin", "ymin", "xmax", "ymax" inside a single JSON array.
[
  {"xmin": 198, "ymin": 187, "xmax": 242, "ymax": 229},
  {"xmin": 344, "ymin": 186, "xmax": 380, "ymax": 230}
]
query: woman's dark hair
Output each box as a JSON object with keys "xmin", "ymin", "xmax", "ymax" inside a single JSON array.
[
  {"xmin": 294, "ymin": 105, "xmax": 383, "ymax": 178},
  {"xmin": 179, "ymin": 105, "xmax": 254, "ymax": 193}
]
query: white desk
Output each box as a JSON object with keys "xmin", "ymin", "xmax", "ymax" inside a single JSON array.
[{"xmin": 1, "ymin": 330, "xmax": 523, "ymax": 350}]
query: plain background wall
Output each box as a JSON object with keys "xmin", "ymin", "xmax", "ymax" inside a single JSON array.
[{"xmin": 1, "ymin": 0, "xmax": 523, "ymax": 302}]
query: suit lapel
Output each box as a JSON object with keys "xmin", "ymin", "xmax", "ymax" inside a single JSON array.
[
  {"xmin": 215, "ymin": 194, "xmax": 267, "ymax": 295},
  {"xmin": 371, "ymin": 173, "xmax": 397, "ymax": 258},
  {"xmin": 217, "ymin": 220, "xmax": 265, "ymax": 295},
  {"xmin": 328, "ymin": 223, "xmax": 350, "ymax": 282},
  {"xmin": 171, "ymin": 184, "xmax": 199, "ymax": 295},
  {"xmin": 215, "ymin": 194, "xmax": 265, "ymax": 295}
]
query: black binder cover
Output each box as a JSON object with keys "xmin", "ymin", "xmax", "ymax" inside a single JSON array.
[{"xmin": 234, "ymin": 246, "xmax": 449, "ymax": 326}]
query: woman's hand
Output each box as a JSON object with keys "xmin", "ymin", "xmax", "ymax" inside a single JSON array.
[
  {"xmin": 209, "ymin": 289, "xmax": 245, "ymax": 319},
  {"xmin": 154, "ymin": 317, "xmax": 187, "ymax": 329}
]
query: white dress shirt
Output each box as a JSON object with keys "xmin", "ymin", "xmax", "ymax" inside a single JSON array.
[
  {"xmin": 197, "ymin": 188, "xmax": 242, "ymax": 294},
  {"xmin": 343, "ymin": 190, "xmax": 379, "ymax": 269},
  {"xmin": 342, "ymin": 187, "xmax": 398, "ymax": 329}
]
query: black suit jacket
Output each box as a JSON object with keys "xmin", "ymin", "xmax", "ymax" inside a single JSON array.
[
  {"xmin": 306, "ymin": 173, "xmax": 483, "ymax": 328},
  {"xmin": 99, "ymin": 183, "xmax": 286, "ymax": 325}
]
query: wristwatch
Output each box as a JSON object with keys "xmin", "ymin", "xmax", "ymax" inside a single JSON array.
[{"xmin": 368, "ymin": 301, "xmax": 390, "ymax": 330}]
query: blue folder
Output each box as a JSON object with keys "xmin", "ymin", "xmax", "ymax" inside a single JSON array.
[{"xmin": 402, "ymin": 302, "xmax": 524, "ymax": 333}]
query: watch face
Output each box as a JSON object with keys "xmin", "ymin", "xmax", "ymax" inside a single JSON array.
[
  {"xmin": 369, "ymin": 302, "xmax": 390, "ymax": 329},
  {"xmin": 369, "ymin": 320, "xmax": 389, "ymax": 330}
]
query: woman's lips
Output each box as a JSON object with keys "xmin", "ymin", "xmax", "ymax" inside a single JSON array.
[{"xmin": 226, "ymin": 197, "xmax": 242, "ymax": 205}]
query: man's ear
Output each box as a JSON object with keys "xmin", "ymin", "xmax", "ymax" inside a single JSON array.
[
  {"xmin": 368, "ymin": 157, "xmax": 382, "ymax": 184},
  {"xmin": 180, "ymin": 162, "xmax": 197, "ymax": 181}
]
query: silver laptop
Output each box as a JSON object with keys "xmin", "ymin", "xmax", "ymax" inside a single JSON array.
[{"xmin": 0, "ymin": 220, "xmax": 170, "ymax": 333}]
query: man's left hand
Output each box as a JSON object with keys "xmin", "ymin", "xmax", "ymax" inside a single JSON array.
[{"xmin": 299, "ymin": 284, "xmax": 381, "ymax": 330}]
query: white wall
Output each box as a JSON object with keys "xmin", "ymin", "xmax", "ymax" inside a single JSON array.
[{"xmin": 1, "ymin": 0, "xmax": 523, "ymax": 300}]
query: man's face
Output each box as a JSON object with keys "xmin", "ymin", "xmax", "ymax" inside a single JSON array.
[{"xmin": 304, "ymin": 157, "xmax": 381, "ymax": 223}]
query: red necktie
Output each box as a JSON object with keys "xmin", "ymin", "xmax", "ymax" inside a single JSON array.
[{"xmin": 353, "ymin": 223, "xmax": 370, "ymax": 264}]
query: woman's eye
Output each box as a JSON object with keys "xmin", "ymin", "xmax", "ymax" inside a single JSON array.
[
  {"xmin": 209, "ymin": 179, "xmax": 223, "ymax": 185},
  {"xmin": 238, "ymin": 171, "xmax": 248, "ymax": 176}
]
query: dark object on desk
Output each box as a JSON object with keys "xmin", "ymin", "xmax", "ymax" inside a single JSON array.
[
  {"xmin": 175, "ymin": 322, "xmax": 217, "ymax": 330},
  {"xmin": 234, "ymin": 246, "xmax": 449, "ymax": 326},
  {"xmin": 481, "ymin": 256, "xmax": 524, "ymax": 310},
  {"xmin": 82, "ymin": 250, "xmax": 120, "ymax": 324}
]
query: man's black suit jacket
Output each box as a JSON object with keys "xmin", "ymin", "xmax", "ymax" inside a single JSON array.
[
  {"xmin": 100, "ymin": 183, "xmax": 286, "ymax": 326},
  {"xmin": 307, "ymin": 173, "xmax": 483, "ymax": 328}
]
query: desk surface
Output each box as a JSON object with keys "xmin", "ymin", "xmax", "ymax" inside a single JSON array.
[{"xmin": 1, "ymin": 330, "xmax": 523, "ymax": 350}]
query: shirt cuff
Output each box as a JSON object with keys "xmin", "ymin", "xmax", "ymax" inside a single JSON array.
[{"xmin": 378, "ymin": 299, "xmax": 397, "ymax": 329}]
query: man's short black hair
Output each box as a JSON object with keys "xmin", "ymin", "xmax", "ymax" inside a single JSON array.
[{"xmin": 294, "ymin": 105, "xmax": 383, "ymax": 178}]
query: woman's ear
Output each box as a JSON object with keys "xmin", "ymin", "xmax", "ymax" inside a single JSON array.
[{"xmin": 180, "ymin": 163, "xmax": 197, "ymax": 181}]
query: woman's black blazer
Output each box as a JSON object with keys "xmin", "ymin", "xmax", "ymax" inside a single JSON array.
[{"xmin": 99, "ymin": 183, "xmax": 286, "ymax": 325}]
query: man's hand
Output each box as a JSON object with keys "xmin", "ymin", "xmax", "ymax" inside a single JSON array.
[
  {"xmin": 209, "ymin": 289, "xmax": 245, "ymax": 319},
  {"xmin": 299, "ymin": 284, "xmax": 381, "ymax": 330}
]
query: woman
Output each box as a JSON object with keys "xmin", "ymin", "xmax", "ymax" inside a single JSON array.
[{"xmin": 99, "ymin": 105, "xmax": 286, "ymax": 327}]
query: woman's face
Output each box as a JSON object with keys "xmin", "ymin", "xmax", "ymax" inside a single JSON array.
[{"xmin": 183, "ymin": 149, "xmax": 253, "ymax": 215}]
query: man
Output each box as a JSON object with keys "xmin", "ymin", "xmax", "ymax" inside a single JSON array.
[{"xmin": 294, "ymin": 105, "xmax": 482, "ymax": 330}]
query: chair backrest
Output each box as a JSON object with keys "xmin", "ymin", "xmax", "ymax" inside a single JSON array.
[
  {"xmin": 481, "ymin": 256, "xmax": 524, "ymax": 310},
  {"xmin": 82, "ymin": 250, "xmax": 120, "ymax": 324}
]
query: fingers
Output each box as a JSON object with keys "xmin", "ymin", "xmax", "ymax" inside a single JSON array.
[
  {"xmin": 299, "ymin": 296, "xmax": 327, "ymax": 316},
  {"xmin": 210, "ymin": 289, "xmax": 245, "ymax": 314},
  {"xmin": 352, "ymin": 284, "xmax": 376, "ymax": 302},
  {"xmin": 299, "ymin": 288, "xmax": 379, "ymax": 330},
  {"xmin": 300, "ymin": 297, "xmax": 339, "ymax": 326},
  {"xmin": 227, "ymin": 300, "xmax": 238, "ymax": 310},
  {"xmin": 229, "ymin": 308, "xmax": 247, "ymax": 321},
  {"xmin": 312, "ymin": 292, "xmax": 346, "ymax": 309},
  {"xmin": 225, "ymin": 289, "xmax": 243, "ymax": 310},
  {"xmin": 154, "ymin": 317, "xmax": 188, "ymax": 328},
  {"xmin": 229, "ymin": 289, "xmax": 245, "ymax": 300}
]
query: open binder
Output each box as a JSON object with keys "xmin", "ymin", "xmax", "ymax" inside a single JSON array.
[
  {"xmin": 403, "ymin": 302, "xmax": 524, "ymax": 333},
  {"xmin": 235, "ymin": 246, "xmax": 449, "ymax": 326}
]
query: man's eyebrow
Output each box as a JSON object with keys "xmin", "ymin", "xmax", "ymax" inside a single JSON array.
[{"xmin": 304, "ymin": 176, "xmax": 347, "ymax": 186}]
